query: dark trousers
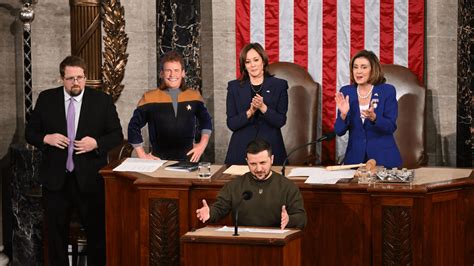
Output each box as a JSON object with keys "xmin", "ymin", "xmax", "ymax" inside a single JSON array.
[{"xmin": 43, "ymin": 172, "xmax": 105, "ymax": 266}]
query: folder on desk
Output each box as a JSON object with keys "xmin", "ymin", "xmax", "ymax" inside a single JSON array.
[{"xmin": 164, "ymin": 161, "xmax": 199, "ymax": 172}]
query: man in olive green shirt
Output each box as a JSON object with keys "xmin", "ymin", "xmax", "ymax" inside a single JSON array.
[{"xmin": 196, "ymin": 138, "xmax": 307, "ymax": 229}]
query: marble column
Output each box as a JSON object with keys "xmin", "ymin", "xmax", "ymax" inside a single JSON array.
[
  {"xmin": 456, "ymin": 0, "xmax": 473, "ymax": 167},
  {"xmin": 10, "ymin": 144, "xmax": 43, "ymax": 266},
  {"xmin": 156, "ymin": 0, "xmax": 201, "ymax": 91}
]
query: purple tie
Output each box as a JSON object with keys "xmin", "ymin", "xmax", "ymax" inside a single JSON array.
[{"xmin": 66, "ymin": 98, "xmax": 75, "ymax": 171}]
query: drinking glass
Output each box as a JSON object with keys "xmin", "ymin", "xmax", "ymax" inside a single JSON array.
[
  {"xmin": 198, "ymin": 162, "xmax": 211, "ymax": 178},
  {"xmin": 357, "ymin": 166, "xmax": 370, "ymax": 184}
]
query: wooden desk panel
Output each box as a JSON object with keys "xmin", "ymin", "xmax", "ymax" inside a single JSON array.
[
  {"xmin": 101, "ymin": 166, "xmax": 474, "ymax": 266},
  {"xmin": 181, "ymin": 227, "xmax": 302, "ymax": 266}
]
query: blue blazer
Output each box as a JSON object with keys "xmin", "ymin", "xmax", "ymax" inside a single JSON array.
[
  {"xmin": 334, "ymin": 83, "xmax": 402, "ymax": 168},
  {"xmin": 225, "ymin": 76, "xmax": 288, "ymax": 165}
]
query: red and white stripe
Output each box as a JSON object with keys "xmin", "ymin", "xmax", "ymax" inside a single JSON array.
[{"xmin": 236, "ymin": 0, "xmax": 425, "ymax": 163}]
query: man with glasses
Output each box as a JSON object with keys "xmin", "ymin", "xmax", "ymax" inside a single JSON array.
[{"xmin": 26, "ymin": 55, "xmax": 123, "ymax": 265}]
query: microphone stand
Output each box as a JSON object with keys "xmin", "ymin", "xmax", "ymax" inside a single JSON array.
[
  {"xmin": 281, "ymin": 141, "xmax": 317, "ymax": 176},
  {"xmin": 233, "ymin": 191, "xmax": 252, "ymax": 236},
  {"xmin": 281, "ymin": 132, "xmax": 336, "ymax": 176},
  {"xmin": 233, "ymin": 208, "xmax": 240, "ymax": 236}
]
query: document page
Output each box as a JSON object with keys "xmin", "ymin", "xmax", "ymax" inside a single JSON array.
[
  {"xmin": 288, "ymin": 167, "xmax": 355, "ymax": 184},
  {"xmin": 113, "ymin": 158, "xmax": 167, "ymax": 173},
  {"xmin": 216, "ymin": 226, "xmax": 288, "ymax": 234},
  {"xmin": 223, "ymin": 165, "xmax": 249, "ymax": 176}
]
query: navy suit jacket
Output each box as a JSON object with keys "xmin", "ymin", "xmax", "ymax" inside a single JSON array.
[
  {"xmin": 225, "ymin": 76, "xmax": 288, "ymax": 165},
  {"xmin": 25, "ymin": 87, "xmax": 123, "ymax": 192},
  {"xmin": 334, "ymin": 83, "xmax": 402, "ymax": 168}
]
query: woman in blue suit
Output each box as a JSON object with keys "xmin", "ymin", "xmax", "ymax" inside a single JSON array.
[
  {"xmin": 334, "ymin": 50, "xmax": 402, "ymax": 168},
  {"xmin": 225, "ymin": 43, "xmax": 288, "ymax": 165}
]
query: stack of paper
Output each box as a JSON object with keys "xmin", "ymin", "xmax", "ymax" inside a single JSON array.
[
  {"xmin": 113, "ymin": 158, "xmax": 166, "ymax": 172},
  {"xmin": 288, "ymin": 167, "xmax": 355, "ymax": 184}
]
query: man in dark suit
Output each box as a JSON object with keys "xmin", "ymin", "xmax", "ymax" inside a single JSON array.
[{"xmin": 25, "ymin": 56, "xmax": 123, "ymax": 266}]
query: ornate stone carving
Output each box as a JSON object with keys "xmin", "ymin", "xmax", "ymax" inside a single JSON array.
[
  {"xmin": 101, "ymin": 0, "xmax": 129, "ymax": 101},
  {"xmin": 149, "ymin": 198, "xmax": 180, "ymax": 266}
]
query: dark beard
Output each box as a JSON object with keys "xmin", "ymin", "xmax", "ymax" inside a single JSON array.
[{"xmin": 69, "ymin": 86, "xmax": 82, "ymax": 96}]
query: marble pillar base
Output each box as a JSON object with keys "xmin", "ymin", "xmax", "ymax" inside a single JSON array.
[{"xmin": 10, "ymin": 143, "xmax": 43, "ymax": 266}]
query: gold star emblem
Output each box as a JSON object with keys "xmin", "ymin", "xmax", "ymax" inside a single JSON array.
[{"xmin": 186, "ymin": 104, "xmax": 192, "ymax": 111}]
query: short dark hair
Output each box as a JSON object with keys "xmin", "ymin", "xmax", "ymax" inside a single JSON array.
[
  {"xmin": 159, "ymin": 51, "xmax": 187, "ymax": 91},
  {"xmin": 349, "ymin": 50, "xmax": 386, "ymax": 85},
  {"xmin": 246, "ymin": 138, "xmax": 273, "ymax": 157},
  {"xmin": 238, "ymin": 42, "xmax": 271, "ymax": 81},
  {"xmin": 59, "ymin": 56, "xmax": 86, "ymax": 78}
]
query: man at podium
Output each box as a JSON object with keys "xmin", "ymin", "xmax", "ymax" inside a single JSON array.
[{"xmin": 196, "ymin": 138, "xmax": 306, "ymax": 229}]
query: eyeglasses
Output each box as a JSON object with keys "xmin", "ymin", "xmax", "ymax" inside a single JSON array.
[{"xmin": 64, "ymin": 75, "xmax": 86, "ymax": 83}]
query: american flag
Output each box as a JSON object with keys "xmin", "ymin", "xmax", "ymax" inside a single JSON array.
[{"xmin": 235, "ymin": 0, "xmax": 425, "ymax": 163}]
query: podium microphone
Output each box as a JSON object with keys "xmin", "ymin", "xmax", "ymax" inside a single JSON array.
[
  {"xmin": 233, "ymin": 190, "xmax": 253, "ymax": 236},
  {"xmin": 281, "ymin": 132, "xmax": 336, "ymax": 176}
]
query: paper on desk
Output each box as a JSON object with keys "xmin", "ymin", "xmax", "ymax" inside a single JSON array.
[
  {"xmin": 216, "ymin": 226, "xmax": 288, "ymax": 234},
  {"xmin": 288, "ymin": 167, "xmax": 355, "ymax": 184},
  {"xmin": 223, "ymin": 165, "xmax": 249, "ymax": 176},
  {"xmin": 113, "ymin": 158, "xmax": 167, "ymax": 172}
]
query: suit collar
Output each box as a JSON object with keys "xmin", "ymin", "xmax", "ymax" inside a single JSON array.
[{"xmin": 63, "ymin": 86, "xmax": 85, "ymax": 103}]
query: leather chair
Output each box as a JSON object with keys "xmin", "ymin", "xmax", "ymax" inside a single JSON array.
[
  {"xmin": 268, "ymin": 62, "xmax": 320, "ymax": 165},
  {"xmin": 382, "ymin": 64, "xmax": 427, "ymax": 168}
]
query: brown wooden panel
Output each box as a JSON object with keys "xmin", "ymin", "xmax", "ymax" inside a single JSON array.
[
  {"xmin": 301, "ymin": 191, "xmax": 371, "ymax": 266},
  {"xmin": 381, "ymin": 206, "xmax": 412, "ymax": 265},
  {"xmin": 139, "ymin": 188, "xmax": 190, "ymax": 266},
  {"xmin": 149, "ymin": 198, "xmax": 179, "ymax": 266},
  {"xmin": 181, "ymin": 239, "xmax": 300, "ymax": 266},
  {"xmin": 429, "ymin": 191, "xmax": 460, "ymax": 266},
  {"xmin": 100, "ymin": 167, "xmax": 474, "ymax": 266},
  {"xmin": 465, "ymin": 188, "xmax": 474, "ymax": 265},
  {"xmin": 104, "ymin": 175, "xmax": 140, "ymax": 266}
]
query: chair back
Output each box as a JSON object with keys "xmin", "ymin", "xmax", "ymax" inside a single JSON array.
[
  {"xmin": 382, "ymin": 64, "xmax": 427, "ymax": 168},
  {"xmin": 268, "ymin": 62, "xmax": 320, "ymax": 165}
]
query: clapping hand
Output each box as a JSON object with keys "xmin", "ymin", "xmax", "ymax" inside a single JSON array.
[
  {"xmin": 361, "ymin": 106, "xmax": 377, "ymax": 122},
  {"xmin": 251, "ymin": 94, "xmax": 267, "ymax": 113}
]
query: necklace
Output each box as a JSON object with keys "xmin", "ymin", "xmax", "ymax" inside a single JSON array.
[
  {"xmin": 250, "ymin": 83, "xmax": 262, "ymax": 94},
  {"xmin": 357, "ymin": 85, "xmax": 374, "ymax": 99}
]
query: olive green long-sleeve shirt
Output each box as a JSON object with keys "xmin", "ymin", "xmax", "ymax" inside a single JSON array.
[{"xmin": 209, "ymin": 171, "xmax": 307, "ymax": 229}]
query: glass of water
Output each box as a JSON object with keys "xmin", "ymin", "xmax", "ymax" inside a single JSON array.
[
  {"xmin": 198, "ymin": 162, "xmax": 211, "ymax": 179},
  {"xmin": 357, "ymin": 166, "xmax": 370, "ymax": 184}
]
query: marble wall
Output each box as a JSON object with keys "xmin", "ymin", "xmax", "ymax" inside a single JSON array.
[
  {"xmin": 425, "ymin": 0, "xmax": 458, "ymax": 166},
  {"xmin": 0, "ymin": 0, "xmax": 461, "ymax": 166},
  {"xmin": 0, "ymin": 0, "xmax": 21, "ymax": 161}
]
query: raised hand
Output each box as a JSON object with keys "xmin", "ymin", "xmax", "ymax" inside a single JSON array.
[
  {"xmin": 281, "ymin": 205, "xmax": 289, "ymax": 229},
  {"xmin": 196, "ymin": 199, "xmax": 210, "ymax": 223},
  {"xmin": 335, "ymin": 92, "xmax": 350, "ymax": 119}
]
